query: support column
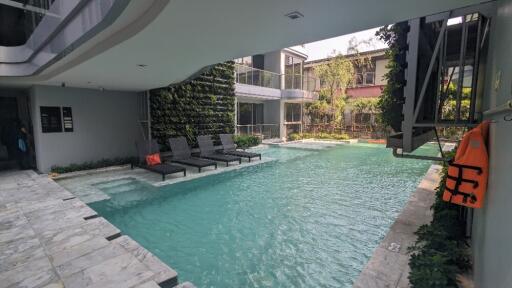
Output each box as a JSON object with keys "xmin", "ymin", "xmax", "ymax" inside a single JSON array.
[{"xmin": 280, "ymin": 100, "xmax": 286, "ymax": 141}]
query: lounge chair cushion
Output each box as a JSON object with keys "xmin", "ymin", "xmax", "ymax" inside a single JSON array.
[{"xmin": 146, "ymin": 153, "xmax": 161, "ymax": 166}]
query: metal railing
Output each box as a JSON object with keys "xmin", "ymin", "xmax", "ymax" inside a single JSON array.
[
  {"xmin": 235, "ymin": 64, "xmax": 319, "ymax": 92},
  {"xmin": 302, "ymin": 123, "xmax": 389, "ymax": 139},
  {"xmin": 236, "ymin": 124, "xmax": 280, "ymax": 139}
]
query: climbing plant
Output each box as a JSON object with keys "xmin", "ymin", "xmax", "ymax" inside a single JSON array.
[
  {"xmin": 375, "ymin": 22, "xmax": 408, "ymax": 132},
  {"xmin": 150, "ymin": 61, "xmax": 236, "ymax": 148}
]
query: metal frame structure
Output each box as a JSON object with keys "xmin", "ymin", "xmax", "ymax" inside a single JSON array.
[{"xmin": 388, "ymin": 2, "xmax": 495, "ymax": 159}]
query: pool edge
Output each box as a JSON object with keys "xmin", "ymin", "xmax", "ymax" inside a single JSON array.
[{"xmin": 352, "ymin": 164, "xmax": 442, "ymax": 288}]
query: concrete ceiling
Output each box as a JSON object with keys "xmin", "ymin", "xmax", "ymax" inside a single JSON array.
[{"xmin": 1, "ymin": 0, "xmax": 488, "ymax": 91}]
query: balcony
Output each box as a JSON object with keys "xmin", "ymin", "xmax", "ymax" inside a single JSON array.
[
  {"xmin": 0, "ymin": 0, "xmax": 126, "ymax": 76},
  {"xmin": 234, "ymin": 64, "xmax": 319, "ymax": 101}
]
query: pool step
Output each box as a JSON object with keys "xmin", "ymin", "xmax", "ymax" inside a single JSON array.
[
  {"xmin": 94, "ymin": 178, "xmax": 152, "ymax": 195},
  {"xmin": 94, "ymin": 178, "xmax": 137, "ymax": 189},
  {"xmin": 175, "ymin": 282, "xmax": 196, "ymax": 288}
]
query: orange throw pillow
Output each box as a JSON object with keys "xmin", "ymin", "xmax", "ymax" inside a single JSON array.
[{"xmin": 146, "ymin": 153, "xmax": 161, "ymax": 166}]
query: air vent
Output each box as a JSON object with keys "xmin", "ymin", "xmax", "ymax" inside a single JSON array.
[{"xmin": 285, "ymin": 11, "xmax": 304, "ymax": 20}]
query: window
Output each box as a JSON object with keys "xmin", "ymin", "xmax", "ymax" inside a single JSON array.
[
  {"xmin": 285, "ymin": 103, "xmax": 301, "ymax": 123},
  {"xmin": 353, "ymin": 60, "xmax": 376, "ymax": 86},
  {"xmin": 285, "ymin": 55, "xmax": 304, "ymax": 89},
  {"xmin": 237, "ymin": 103, "xmax": 264, "ymax": 125},
  {"xmin": 355, "ymin": 113, "xmax": 372, "ymax": 124},
  {"xmin": 355, "ymin": 74, "xmax": 364, "ymax": 86},
  {"xmin": 365, "ymin": 72, "xmax": 375, "ymax": 85}
]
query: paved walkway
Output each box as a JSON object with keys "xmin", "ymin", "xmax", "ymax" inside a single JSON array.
[
  {"xmin": 352, "ymin": 164, "xmax": 442, "ymax": 288},
  {"xmin": 0, "ymin": 170, "xmax": 181, "ymax": 288}
]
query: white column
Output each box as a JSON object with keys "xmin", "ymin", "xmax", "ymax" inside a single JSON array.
[
  {"xmin": 280, "ymin": 100, "xmax": 286, "ymax": 141},
  {"xmin": 234, "ymin": 97, "xmax": 238, "ymax": 134}
]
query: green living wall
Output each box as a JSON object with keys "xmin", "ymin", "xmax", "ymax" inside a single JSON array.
[{"xmin": 150, "ymin": 61, "xmax": 235, "ymax": 148}]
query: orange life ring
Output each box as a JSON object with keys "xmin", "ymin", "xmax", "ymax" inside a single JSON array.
[{"xmin": 443, "ymin": 120, "xmax": 490, "ymax": 208}]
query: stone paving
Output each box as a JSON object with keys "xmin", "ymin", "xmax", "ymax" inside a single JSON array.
[
  {"xmin": 0, "ymin": 170, "xmax": 181, "ymax": 288},
  {"xmin": 352, "ymin": 164, "xmax": 442, "ymax": 288}
]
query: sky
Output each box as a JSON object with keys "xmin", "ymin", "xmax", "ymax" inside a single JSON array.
[{"xmin": 303, "ymin": 27, "xmax": 388, "ymax": 61}]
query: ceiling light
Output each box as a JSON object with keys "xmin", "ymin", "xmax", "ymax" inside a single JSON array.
[{"xmin": 285, "ymin": 11, "xmax": 303, "ymax": 20}]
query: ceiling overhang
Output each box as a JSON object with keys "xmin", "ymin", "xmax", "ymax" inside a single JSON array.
[{"xmin": 0, "ymin": 0, "xmax": 491, "ymax": 91}]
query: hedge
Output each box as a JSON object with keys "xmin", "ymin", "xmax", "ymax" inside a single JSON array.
[
  {"xmin": 233, "ymin": 135, "xmax": 261, "ymax": 149},
  {"xmin": 50, "ymin": 157, "xmax": 136, "ymax": 174}
]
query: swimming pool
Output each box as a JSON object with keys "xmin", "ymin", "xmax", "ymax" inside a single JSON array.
[{"xmin": 89, "ymin": 143, "xmax": 436, "ymax": 287}]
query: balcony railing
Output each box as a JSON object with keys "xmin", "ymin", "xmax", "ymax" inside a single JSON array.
[
  {"xmin": 236, "ymin": 124, "xmax": 280, "ymax": 139},
  {"xmin": 235, "ymin": 64, "xmax": 281, "ymax": 89},
  {"xmin": 235, "ymin": 64, "xmax": 319, "ymax": 92}
]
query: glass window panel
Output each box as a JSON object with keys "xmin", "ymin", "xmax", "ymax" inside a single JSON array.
[
  {"xmin": 365, "ymin": 72, "xmax": 375, "ymax": 85},
  {"xmin": 355, "ymin": 74, "xmax": 364, "ymax": 86},
  {"xmin": 238, "ymin": 103, "xmax": 252, "ymax": 125}
]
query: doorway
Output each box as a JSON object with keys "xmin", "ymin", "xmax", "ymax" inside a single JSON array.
[{"xmin": 0, "ymin": 91, "xmax": 35, "ymax": 170}]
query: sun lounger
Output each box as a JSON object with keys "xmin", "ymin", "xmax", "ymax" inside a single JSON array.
[
  {"xmin": 168, "ymin": 137, "xmax": 218, "ymax": 172},
  {"xmin": 134, "ymin": 140, "xmax": 186, "ymax": 181},
  {"xmin": 219, "ymin": 134, "xmax": 261, "ymax": 162},
  {"xmin": 197, "ymin": 135, "xmax": 241, "ymax": 166}
]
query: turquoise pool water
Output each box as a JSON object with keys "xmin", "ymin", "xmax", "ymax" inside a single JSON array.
[{"xmin": 89, "ymin": 144, "xmax": 436, "ymax": 287}]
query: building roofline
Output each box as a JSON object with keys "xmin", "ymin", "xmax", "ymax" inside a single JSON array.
[
  {"xmin": 304, "ymin": 47, "xmax": 388, "ymax": 67},
  {"xmin": 283, "ymin": 47, "xmax": 308, "ymax": 60}
]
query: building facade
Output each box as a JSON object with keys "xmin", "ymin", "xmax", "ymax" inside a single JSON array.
[
  {"xmin": 303, "ymin": 48, "xmax": 389, "ymax": 133},
  {"xmin": 234, "ymin": 46, "xmax": 318, "ymax": 140}
]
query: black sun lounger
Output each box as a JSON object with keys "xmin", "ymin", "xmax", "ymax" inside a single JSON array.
[
  {"xmin": 219, "ymin": 134, "xmax": 261, "ymax": 162},
  {"xmin": 197, "ymin": 135, "xmax": 242, "ymax": 166},
  {"xmin": 134, "ymin": 140, "xmax": 186, "ymax": 181},
  {"xmin": 168, "ymin": 137, "xmax": 217, "ymax": 172}
]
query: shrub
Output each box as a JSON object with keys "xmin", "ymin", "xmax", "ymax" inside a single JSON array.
[
  {"xmin": 288, "ymin": 133, "xmax": 302, "ymax": 141},
  {"xmin": 233, "ymin": 135, "xmax": 261, "ymax": 149},
  {"xmin": 298, "ymin": 132, "xmax": 350, "ymax": 140},
  {"xmin": 50, "ymin": 157, "xmax": 136, "ymax": 174},
  {"xmin": 408, "ymin": 150, "xmax": 471, "ymax": 287}
]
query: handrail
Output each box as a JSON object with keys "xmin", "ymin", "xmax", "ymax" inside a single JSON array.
[
  {"xmin": 234, "ymin": 63, "xmax": 318, "ymax": 91},
  {"xmin": 236, "ymin": 124, "xmax": 279, "ymax": 127},
  {"xmin": 234, "ymin": 63, "xmax": 280, "ymax": 77}
]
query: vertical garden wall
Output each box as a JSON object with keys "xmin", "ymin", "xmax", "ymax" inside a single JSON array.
[{"xmin": 150, "ymin": 61, "xmax": 236, "ymax": 148}]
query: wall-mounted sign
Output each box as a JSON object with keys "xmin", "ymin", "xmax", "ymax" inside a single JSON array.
[
  {"xmin": 62, "ymin": 107, "xmax": 73, "ymax": 132},
  {"xmin": 40, "ymin": 106, "xmax": 62, "ymax": 133}
]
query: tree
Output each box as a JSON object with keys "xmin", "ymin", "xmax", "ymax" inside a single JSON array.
[
  {"xmin": 314, "ymin": 54, "xmax": 353, "ymax": 108},
  {"xmin": 309, "ymin": 40, "xmax": 374, "ymax": 127}
]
